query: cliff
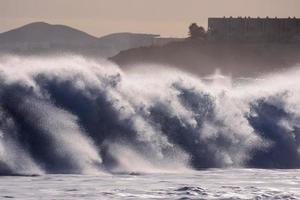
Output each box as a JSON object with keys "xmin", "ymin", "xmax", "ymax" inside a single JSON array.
[{"xmin": 111, "ymin": 39, "xmax": 300, "ymax": 77}]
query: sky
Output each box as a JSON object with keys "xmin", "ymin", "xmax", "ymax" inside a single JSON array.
[{"xmin": 1, "ymin": 0, "xmax": 300, "ymax": 37}]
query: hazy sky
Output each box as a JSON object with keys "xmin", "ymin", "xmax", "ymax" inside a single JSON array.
[{"xmin": 1, "ymin": 0, "xmax": 300, "ymax": 37}]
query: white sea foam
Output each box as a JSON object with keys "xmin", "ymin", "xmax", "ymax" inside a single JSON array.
[{"xmin": 0, "ymin": 54, "xmax": 299, "ymax": 175}]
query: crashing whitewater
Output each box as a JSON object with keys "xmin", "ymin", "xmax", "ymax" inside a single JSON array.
[{"xmin": 0, "ymin": 55, "xmax": 300, "ymax": 175}]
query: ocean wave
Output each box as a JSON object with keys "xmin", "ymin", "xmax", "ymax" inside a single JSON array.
[{"xmin": 0, "ymin": 54, "xmax": 299, "ymax": 175}]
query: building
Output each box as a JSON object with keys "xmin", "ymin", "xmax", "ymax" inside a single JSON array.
[{"xmin": 208, "ymin": 17, "xmax": 300, "ymax": 42}]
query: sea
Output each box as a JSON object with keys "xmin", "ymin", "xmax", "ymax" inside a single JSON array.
[{"xmin": 0, "ymin": 55, "xmax": 300, "ymax": 199}]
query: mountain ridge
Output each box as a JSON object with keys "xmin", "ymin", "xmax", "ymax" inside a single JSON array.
[{"xmin": 0, "ymin": 22, "xmax": 181, "ymax": 57}]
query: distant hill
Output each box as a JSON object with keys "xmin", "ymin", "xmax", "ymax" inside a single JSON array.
[
  {"xmin": 0, "ymin": 22, "xmax": 100, "ymax": 55},
  {"xmin": 0, "ymin": 22, "xmax": 181, "ymax": 57},
  {"xmin": 96, "ymin": 32, "xmax": 180, "ymax": 57},
  {"xmin": 0, "ymin": 22, "xmax": 98, "ymax": 44},
  {"xmin": 111, "ymin": 39, "xmax": 300, "ymax": 77}
]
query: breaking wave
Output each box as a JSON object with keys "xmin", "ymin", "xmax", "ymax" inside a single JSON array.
[{"xmin": 0, "ymin": 54, "xmax": 300, "ymax": 175}]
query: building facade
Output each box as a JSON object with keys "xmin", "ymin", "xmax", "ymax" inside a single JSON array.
[{"xmin": 208, "ymin": 17, "xmax": 300, "ymax": 42}]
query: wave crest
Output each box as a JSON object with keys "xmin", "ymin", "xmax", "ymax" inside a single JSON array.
[{"xmin": 0, "ymin": 55, "xmax": 300, "ymax": 175}]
